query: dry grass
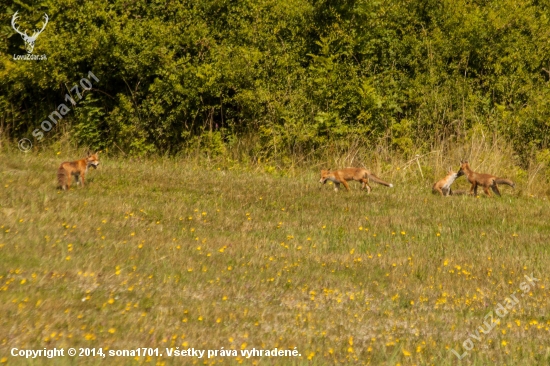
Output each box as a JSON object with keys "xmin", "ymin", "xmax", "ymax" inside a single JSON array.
[{"xmin": 1, "ymin": 146, "xmax": 550, "ymax": 365}]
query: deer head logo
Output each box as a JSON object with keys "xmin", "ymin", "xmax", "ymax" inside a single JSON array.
[{"xmin": 11, "ymin": 11, "xmax": 49, "ymax": 54}]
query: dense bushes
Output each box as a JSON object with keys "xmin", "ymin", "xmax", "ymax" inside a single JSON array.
[{"xmin": 1, "ymin": 0, "xmax": 550, "ymax": 160}]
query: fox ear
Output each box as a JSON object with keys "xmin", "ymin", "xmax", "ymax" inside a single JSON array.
[{"xmin": 87, "ymin": 150, "xmax": 91, "ymax": 157}]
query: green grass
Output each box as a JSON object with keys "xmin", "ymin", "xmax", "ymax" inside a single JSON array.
[{"xmin": 1, "ymin": 150, "xmax": 550, "ymax": 365}]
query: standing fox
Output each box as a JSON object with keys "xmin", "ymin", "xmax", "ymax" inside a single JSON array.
[
  {"xmin": 57, "ymin": 152, "xmax": 100, "ymax": 190},
  {"xmin": 432, "ymin": 167, "xmax": 464, "ymax": 196},
  {"xmin": 457, "ymin": 160, "xmax": 515, "ymax": 197},
  {"xmin": 319, "ymin": 168, "xmax": 393, "ymax": 193}
]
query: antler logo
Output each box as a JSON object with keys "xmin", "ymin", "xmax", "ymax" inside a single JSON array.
[{"xmin": 11, "ymin": 11, "xmax": 49, "ymax": 54}]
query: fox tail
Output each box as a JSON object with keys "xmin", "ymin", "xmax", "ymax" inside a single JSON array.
[
  {"xmin": 57, "ymin": 165, "xmax": 68, "ymax": 190},
  {"xmin": 368, "ymin": 174, "xmax": 393, "ymax": 188},
  {"xmin": 450, "ymin": 189, "xmax": 469, "ymax": 196},
  {"xmin": 495, "ymin": 178, "xmax": 515, "ymax": 188}
]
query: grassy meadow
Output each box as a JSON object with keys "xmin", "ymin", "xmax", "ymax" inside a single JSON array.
[{"xmin": 1, "ymin": 147, "xmax": 550, "ymax": 365}]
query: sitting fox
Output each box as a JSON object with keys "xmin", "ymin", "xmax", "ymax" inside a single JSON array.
[
  {"xmin": 457, "ymin": 160, "xmax": 515, "ymax": 197},
  {"xmin": 319, "ymin": 168, "xmax": 393, "ymax": 193},
  {"xmin": 57, "ymin": 151, "xmax": 100, "ymax": 190},
  {"xmin": 432, "ymin": 168, "xmax": 464, "ymax": 196}
]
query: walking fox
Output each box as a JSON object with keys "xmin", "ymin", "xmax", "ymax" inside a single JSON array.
[
  {"xmin": 457, "ymin": 160, "xmax": 515, "ymax": 197},
  {"xmin": 319, "ymin": 168, "xmax": 393, "ymax": 193},
  {"xmin": 57, "ymin": 152, "xmax": 100, "ymax": 190},
  {"xmin": 432, "ymin": 168, "xmax": 464, "ymax": 196}
]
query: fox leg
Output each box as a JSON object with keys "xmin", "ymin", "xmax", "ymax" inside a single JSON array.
[
  {"xmin": 471, "ymin": 183, "xmax": 478, "ymax": 196},
  {"xmin": 341, "ymin": 180, "xmax": 350, "ymax": 191},
  {"xmin": 361, "ymin": 179, "xmax": 372, "ymax": 194},
  {"xmin": 333, "ymin": 182, "xmax": 340, "ymax": 192},
  {"xmin": 80, "ymin": 172, "xmax": 85, "ymax": 187},
  {"xmin": 432, "ymin": 186, "xmax": 444, "ymax": 196},
  {"xmin": 491, "ymin": 183, "xmax": 501, "ymax": 197},
  {"xmin": 483, "ymin": 186, "xmax": 492, "ymax": 197}
]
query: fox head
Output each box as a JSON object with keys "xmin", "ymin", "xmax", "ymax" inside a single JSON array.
[
  {"xmin": 452, "ymin": 166, "xmax": 465, "ymax": 178},
  {"xmin": 458, "ymin": 160, "xmax": 470, "ymax": 176},
  {"xmin": 446, "ymin": 167, "xmax": 463, "ymax": 179},
  {"xmin": 319, "ymin": 169, "xmax": 332, "ymax": 184},
  {"xmin": 86, "ymin": 151, "xmax": 100, "ymax": 169}
]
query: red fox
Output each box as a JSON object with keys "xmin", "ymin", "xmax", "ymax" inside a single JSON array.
[
  {"xmin": 457, "ymin": 160, "xmax": 515, "ymax": 197},
  {"xmin": 432, "ymin": 168, "xmax": 464, "ymax": 196},
  {"xmin": 319, "ymin": 168, "xmax": 393, "ymax": 193},
  {"xmin": 57, "ymin": 152, "xmax": 100, "ymax": 190}
]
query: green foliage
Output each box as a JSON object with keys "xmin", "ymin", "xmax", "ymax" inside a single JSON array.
[{"xmin": 1, "ymin": 0, "xmax": 550, "ymax": 159}]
